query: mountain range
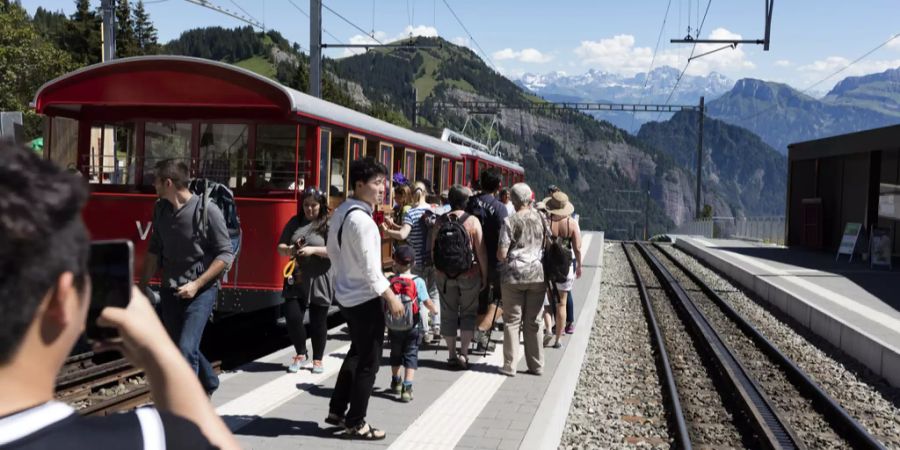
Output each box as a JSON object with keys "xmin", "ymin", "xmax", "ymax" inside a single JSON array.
[{"xmin": 515, "ymin": 66, "xmax": 734, "ymax": 132}]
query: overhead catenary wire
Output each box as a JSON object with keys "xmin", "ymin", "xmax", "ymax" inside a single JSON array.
[
  {"xmin": 441, "ymin": 0, "xmax": 498, "ymax": 72},
  {"xmin": 286, "ymin": 0, "xmax": 344, "ymax": 45},
  {"xmin": 321, "ymin": 1, "xmax": 384, "ymax": 45},
  {"xmin": 739, "ymin": 31, "xmax": 900, "ymax": 123},
  {"xmin": 228, "ymin": 0, "xmax": 258, "ymax": 24},
  {"xmin": 630, "ymin": 0, "xmax": 674, "ymax": 132},
  {"xmin": 658, "ymin": 0, "xmax": 712, "ymax": 119}
]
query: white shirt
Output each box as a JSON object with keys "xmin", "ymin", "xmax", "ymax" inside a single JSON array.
[
  {"xmin": 327, "ymin": 198, "xmax": 390, "ymax": 308},
  {"xmin": 504, "ymin": 201, "xmax": 515, "ymax": 216}
]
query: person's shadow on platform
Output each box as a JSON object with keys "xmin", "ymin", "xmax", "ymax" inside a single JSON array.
[{"xmin": 226, "ymin": 416, "xmax": 343, "ymax": 439}]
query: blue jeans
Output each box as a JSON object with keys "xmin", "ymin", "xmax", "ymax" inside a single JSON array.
[
  {"xmin": 159, "ymin": 285, "xmax": 219, "ymax": 393},
  {"xmin": 389, "ymin": 325, "xmax": 422, "ymax": 369},
  {"xmin": 566, "ymin": 290, "xmax": 574, "ymax": 326}
]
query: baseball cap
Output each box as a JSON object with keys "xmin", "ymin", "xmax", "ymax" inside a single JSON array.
[{"xmin": 392, "ymin": 245, "xmax": 416, "ymax": 266}]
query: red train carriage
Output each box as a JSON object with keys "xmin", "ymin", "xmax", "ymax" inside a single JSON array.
[{"xmin": 33, "ymin": 56, "xmax": 524, "ymax": 315}]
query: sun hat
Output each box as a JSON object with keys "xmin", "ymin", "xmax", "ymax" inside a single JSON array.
[{"xmin": 542, "ymin": 191, "xmax": 574, "ymax": 217}]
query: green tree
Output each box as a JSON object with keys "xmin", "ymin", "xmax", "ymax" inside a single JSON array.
[
  {"xmin": 63, "ymin": 0, "xmax": 101, "ymax": 65},
  {"xmin": 132, "ymin": 0, "xmax": 158, "ymax": 53},
  {"xmin": 0, "ymin": 3, "xmax": 74, "ymax": 139},
  {"xmin": 115, "ymin": 0, "xmax": 138, "ymax": 57}
]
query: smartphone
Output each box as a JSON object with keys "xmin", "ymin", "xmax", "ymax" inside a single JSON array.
[{"xmin": 85, "ymin": 240, "xmax": 134, "ymax": 342}]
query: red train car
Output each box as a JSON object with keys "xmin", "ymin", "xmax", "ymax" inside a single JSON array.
[{"xmin": 33, "ymin": 56, "xmax": 524, "ymax": 315}]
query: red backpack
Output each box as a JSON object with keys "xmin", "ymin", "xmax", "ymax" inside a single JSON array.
[{"xmin": 386, "ymin": 276, "xmax": 421, "ymax": 331}]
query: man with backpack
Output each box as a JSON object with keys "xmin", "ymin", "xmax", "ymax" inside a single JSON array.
[
  {"xmin": 467, "ymin": 169, "xmax": 508, "ymax": 352},
  {"xmin": 139, "ymin": 159, "xmax": 234, "ymax": 396},
  {"xmin": 431, "ymin": 185, "xmax": 488, "ymax": 370},
  {"xmin": 325, "ymin": 158, "xmax": 404, "ymax": 441}
]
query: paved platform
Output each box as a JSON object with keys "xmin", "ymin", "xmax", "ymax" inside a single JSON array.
[
  {"xmin": 211, "ymin": 232, "xmax": 605, "ymax": 449},
  {"xmin": 674, "ymin": 236, "xmax": 900, "ymax": 387}
]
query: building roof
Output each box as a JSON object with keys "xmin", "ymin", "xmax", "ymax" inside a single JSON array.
[{"xmin": 788, "ymin": 123, "xmax": 900, "ymax": 161}]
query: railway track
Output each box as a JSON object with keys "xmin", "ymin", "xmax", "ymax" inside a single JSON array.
[
  {"xmin": 624, "ymin": 241, "xmax": 887, "ymax": 449},
  {"xmin": 55, "ymin": 353, "xmax": 220, "ymax": 417}
]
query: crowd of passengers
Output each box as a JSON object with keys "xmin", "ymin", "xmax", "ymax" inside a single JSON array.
[{"xmin": 0, "ymin": 141, "xmax": 582, "ymax": 448}]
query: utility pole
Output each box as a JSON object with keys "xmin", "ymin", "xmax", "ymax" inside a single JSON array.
[
  {"xmin": 695, "ymin": 96, "xmax": 704, "ymax": 219},
  {"xmin": 309, "ymin": 0, "xmax": 322, "ymax": 98},
  {"xmin": 100, "ymin": 0, "xmax": 116, "ymax": 62},
  {"xmin": 644, "ymin": 184, "xmax": 650, "ymax": 240}
]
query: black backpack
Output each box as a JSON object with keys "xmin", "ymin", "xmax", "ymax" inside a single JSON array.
[
  {"xmin": 433, "ymin": 213, "xmax": 474, "ymax": 278},
  {"xmin": 543, "ymin": 219, "xmax": 573, "ymax": 284},
  {"xmin": 419, "ymin": 208, "xmax": 437, "ymax": 265},
  {"xmin": 189, "ymin": 179, "xmax": 242, "ymax": 262}
]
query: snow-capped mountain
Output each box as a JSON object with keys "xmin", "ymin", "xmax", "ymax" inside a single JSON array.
[{"xmin": 515, "ymin": 66, "xmax": 734, "ymax": 132}]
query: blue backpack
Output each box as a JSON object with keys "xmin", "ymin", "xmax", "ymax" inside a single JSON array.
[{"xmin": 189, "ymin": 178, "xmax": 242, "ymax": 274}]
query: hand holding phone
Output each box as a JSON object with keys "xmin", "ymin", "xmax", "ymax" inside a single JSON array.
[{"xmin": 85, "ymin": 240, "xmax": 134, "ymax": 342}]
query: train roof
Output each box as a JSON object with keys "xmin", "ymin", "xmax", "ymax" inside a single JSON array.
[{"xmin": 32, "ymin": 55, "xmax": 524, "ymax": 172}]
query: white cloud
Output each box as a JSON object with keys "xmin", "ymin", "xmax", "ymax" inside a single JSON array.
[
  {"xmin": 774, "ymin": 59, "xmax": 792, "ymax": 67},
  {"xmin": 887, "ymin": 35, "xmax": 900, "ymax": 51},
  {"xmin": 572, "ymin": 28, "xmax": 755, "ymax": 76},
  {"xmin": 451, "ymin": 36, "xmax": 470, "ymax": 47},
  {"xmin": 341, "ymin": 25, "xmax": 439, "ymax": 57},
  {"xmin": 492, "ymin": 47, "xmax": 553, "ymax": 64}
]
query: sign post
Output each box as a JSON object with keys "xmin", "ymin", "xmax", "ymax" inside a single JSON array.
[
  {"xmin": 870, "ymin": 227, "xmax": 893, "ymax": 269},
  {"xmin": 836, "ymin": 222, "xmax": 862, "ymax": 262}
]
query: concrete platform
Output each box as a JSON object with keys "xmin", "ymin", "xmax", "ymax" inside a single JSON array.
[
  {"xmin": 211, "ymin": 232, "xmax": 605, "ymax": 449},
  {"xmin": 674, "ymin": 236, "xmax": 900, "ymax": 388}
]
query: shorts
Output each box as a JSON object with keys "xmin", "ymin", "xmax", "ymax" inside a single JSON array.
[
  {"xmin": 555, "ymin": 265, "xmax": 576, "ymax": 292},
  {"xmin": 477, "ymin": 271, "xmax": 501, "ymax": 315},
  {"xmin": 389, "ymin": 325, "xmax": 422, "ymax": 369}
]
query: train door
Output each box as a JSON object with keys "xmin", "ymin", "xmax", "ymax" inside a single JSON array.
[
  {"xmin": 318, "ymin": 128, "xmax": 331, "ymax": 194},
  {"xmin": 327, "ymin": 131, "xmax": 347, "ymax": 210}
]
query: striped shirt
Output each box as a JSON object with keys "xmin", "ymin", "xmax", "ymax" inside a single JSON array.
[{"xmin": 403, "ymin": 205, "xmax": 433, "ymax": 267}]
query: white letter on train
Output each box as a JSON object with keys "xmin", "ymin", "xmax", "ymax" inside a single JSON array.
[{"xmin": 136, "ymin": 221, "xmax": 152, "ymax": 240}]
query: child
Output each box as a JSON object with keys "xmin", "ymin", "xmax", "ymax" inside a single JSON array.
[{"xmin": 388, "ymin": 245, "xmax": 437, "ymax": 402}]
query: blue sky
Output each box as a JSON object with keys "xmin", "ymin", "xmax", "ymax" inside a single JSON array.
[{"xmin": 23, "ymin": 0, "xmax": 900, "ymax": 90}]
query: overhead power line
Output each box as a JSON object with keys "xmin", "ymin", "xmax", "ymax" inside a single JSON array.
[
  {"xmin": 228, "ymin": 0, "xmax": 258, "ymax": 24},
  {"xmin": 321, "ymin": 1, "xmax": 384, "ymax": 44},
  {"xmin": 739, "ymin": 31, "xmax": 900, "ymax": 122},
  {"xmin": 631, "ymin": 0, "xmax": 673, "ymax": 130},
  {"xmin": 441, "ymin": 0, "xmax": 497, "ymax": 72},
  {"xmin": 286, "ymin": 0, "xmax": 343, "ymax": 45},
  {"xmin": 182, "ymin": 0, "xmax": 264, "ymax": 30},
  {"xmin": 658, "ymin": 0, "xmax": 712, "ymax": 118}
]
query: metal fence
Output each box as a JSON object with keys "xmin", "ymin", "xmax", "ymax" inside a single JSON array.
[{"xmin": 675, "ymin": 216, "xmax": 785, "ymax": 245}]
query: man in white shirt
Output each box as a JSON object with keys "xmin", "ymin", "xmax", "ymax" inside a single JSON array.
[{"xmin": 325, "ymin": 157, "xmax": 403, "ymax": 441}]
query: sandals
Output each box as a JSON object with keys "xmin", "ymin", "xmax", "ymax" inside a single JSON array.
[{"xmin": 341, "ymin": 422, "xmax": 386, "ymax": 441}]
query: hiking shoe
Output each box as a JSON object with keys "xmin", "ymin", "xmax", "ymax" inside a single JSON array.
[
  {"xmin": 390, "ymin": 378, "xmax": 403, "ymax": 395},
  {"xmin": 565, "ymin": 323, "xmax": 575, "ymax": 334},
  {"xmin": 287, "ymin": 354, "xmax": 308, "ymax": 373},
  {"xmin": 401, "ymin": 384, "xmax": 413, "ymax": 402}
]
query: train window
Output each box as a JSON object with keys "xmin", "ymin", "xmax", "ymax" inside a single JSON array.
[
  {"xmin": 379, "ymin": 143, "xmax": 393, "ymax": 206},
  {"xmin": 423, "ymin": 154, "xmax": 434, "ymax": 188},
  {"xmin": 255, "ymin": 124, "xmax": 300, "ymax": 190},
  {"xmin": 88, "ymin": 123, "xmax": 137, "ymax": 185},
  {"xmin": 143, "ymin": 122, "xmax": 192, "ymax": 184},
  {"xmin": 330, "ymin": 135, "xmax": 347, "ymax": 198},
  {"xmin": 318, "ymin": 129, "xmax": 331, "ymax": 193},
  {"xmin": 348, "ymin": 134, "xmax": 365, "ymax": 161},
  {"xmin": 465, "ymin": 159, "xmax": 475, "ymax": 187},
  {"xmin": 440, "ymin": 158, "xmax": 450, "ymax": 193},
  {"xmin": 454, "ymin": 161, "xmax": 464, "ymax": 185},
  {"xmin": 47, "ymin": 117, "xmax": 78, "ymax": 172},
  {"xmin": 199, "ymin": 124, "xmax": 249, "ymax": 189},
  {"xmin": 477, "ymin": 161, "xmax": 487, "ymax": 180},
  {"xmin": 366, "ymin": 139, "xmax": 379, "ymax": 159},
  {"xmin": 404, "ymin": 149, "xmax": 416, "ymax": 182}
]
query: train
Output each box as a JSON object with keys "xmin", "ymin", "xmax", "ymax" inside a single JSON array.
[{"xmin": 32, "ymin": 55, "xmax": 525, "ymax": 316}]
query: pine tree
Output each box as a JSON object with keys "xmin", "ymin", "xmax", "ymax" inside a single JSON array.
[
  {"xmin": 115, "ymin": 0, "xmax": 138, "ymax": 57},
  {"xmin": 63, "ymin": 0, "xmax": 101, "ymax": 65},
  {"xmin": 132, "ymin": 0, "xmax": 158, "ymax": 53}
]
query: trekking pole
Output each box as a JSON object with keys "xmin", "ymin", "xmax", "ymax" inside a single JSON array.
[{"xmin": 483, "ymin": 283, "xmax": 499, "ymax": 357}]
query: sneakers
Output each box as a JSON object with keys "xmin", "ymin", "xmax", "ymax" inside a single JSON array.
[
  {"xmin": 401, "ymin": 383, "xmax": 414, "ymax": 402},
  {"xmin": 311, "ymin": 362, "xmax": 324, "ymax": 374},
  {"xmin": 390, "ymin": 377, "xmax": 403, "ymax": 395},
  {"xmin": 565, "ymin": 323, "xmax": 575, "ymax": 334},
  {"xmin": 498, "ymin": 366, "xmax": 515, "ymax": 377},
  {"xmin": 543, "ymin": 333, "xmax": 554, "ymax": 347},
  {"xmin": 287, "ymin": 354, "xmax": 308, "ymax": 373}
]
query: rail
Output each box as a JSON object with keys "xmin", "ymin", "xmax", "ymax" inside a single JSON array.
[
  {"xmin": 654, "ymin": 243, "xmax": 886, "ymax": 450},
  {"xmin": 636, "ymin": 242, "xmax": 802, "ymax": 449},
  {"xmin": 622, "ymin": 243, "xmax": 691, "ymax": 450}
]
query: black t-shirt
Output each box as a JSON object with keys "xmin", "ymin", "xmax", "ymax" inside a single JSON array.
[
  {"xmin": 0, "ymin": 402, "xmax": 217, "ymax": 450},
  {"xmin": 469, "ymin": 193, "xmax": 509, "ymax": 272}
]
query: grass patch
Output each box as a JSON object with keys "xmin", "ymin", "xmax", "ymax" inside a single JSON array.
[{"xmin": 234, "ymin": 55, "xmax": 276, "ymax": 79}]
